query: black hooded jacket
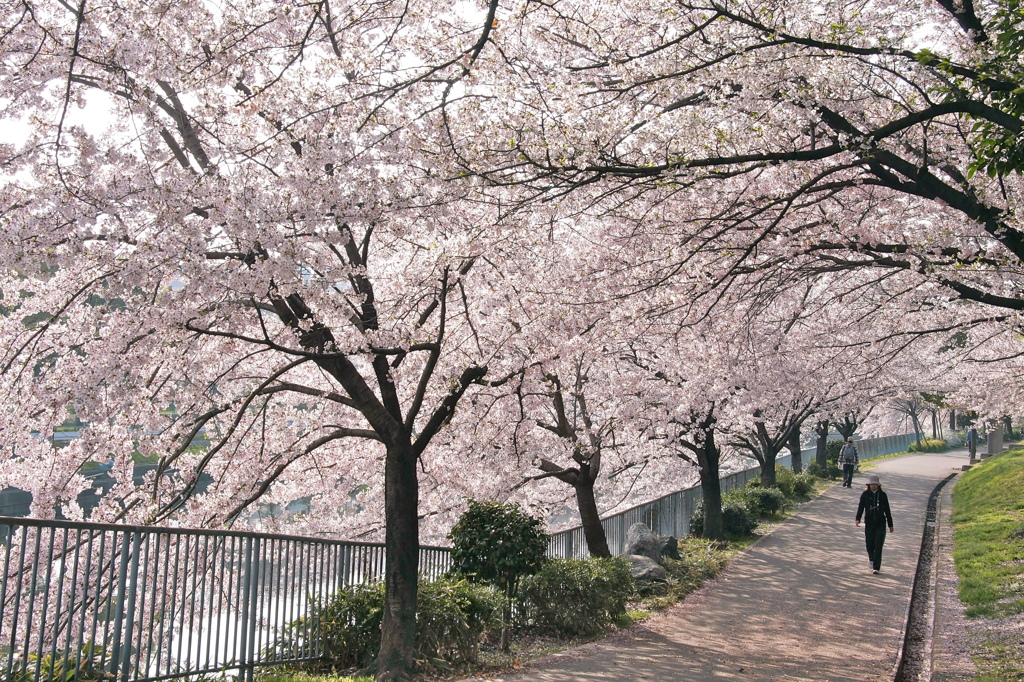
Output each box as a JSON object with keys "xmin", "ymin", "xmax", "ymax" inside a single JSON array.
[{"xmin": 856, "ymin": 487, "xmax": 893, "ymax": 528}]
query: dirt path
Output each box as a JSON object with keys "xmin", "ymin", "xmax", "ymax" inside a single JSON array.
[{"xmin": 460, "ymin": 451, "xmax": 971, "ymax": 682}]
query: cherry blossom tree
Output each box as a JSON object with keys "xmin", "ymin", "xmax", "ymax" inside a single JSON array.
[{"xmin": 0, "ymin": 0, "xmax": 533, "ymax": 676}]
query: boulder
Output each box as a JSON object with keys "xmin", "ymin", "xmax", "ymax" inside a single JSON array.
[
  {"xmin": 624, "ymin": 522, "xmax": 661, "ymax": 563},
  {"xmin": 659, "ymin": 535, "xmax": 681, "ymax": 561},
  {"xmin": 623, "ymin": 554, "xmax": 667, "ymax": 582}
]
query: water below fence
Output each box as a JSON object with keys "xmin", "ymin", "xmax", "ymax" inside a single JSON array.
[{"xmin": 0, "ymin": 518, "xmax": 450, "ymax": 682}]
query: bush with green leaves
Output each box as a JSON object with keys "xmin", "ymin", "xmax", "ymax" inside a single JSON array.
[
  {"xmin": 807, "ymin": 459, "xmax": 842, "ymax": 479},
  {"xmin": 803, "ymin": 440, "xmax": 845, "ymax": 479},
  {"xmin": 738, "ymin": 486, "xmax": 786, "ymax": 516},
  {"xmin": 416, "ymin": 578, "xmax": 505, "ymax": 664},
  {"xmin": 520, "ymin": 557, "xmax": 634, "ymax": 636},
  {"xmin": 293, "ymin": 581, "xmax": 384, "ymax": 669},
  {"xmin": 826, "ymin": 438, "xmax": 845, "ymax": 464},
  {"xmin": 792, "ymin": 472, "xmax": 816, "ymax": 497},
  {"xmin": 281, "ymin": 577, "xmax": 504, "ymax": 669},
  {"xmin": 691, "ymin": 497, "xmax": 759, "ymax": 537},
  {"xmin": 772, "ymin": 465, "xmax": 797, "ymax": 497},
  {"xmin": 448, "ymin": 501, "xmax": 548, "ymax": 597},
  {"xmin": 908, "ymin": 438, "xmax": 949, "ymax": 453}
]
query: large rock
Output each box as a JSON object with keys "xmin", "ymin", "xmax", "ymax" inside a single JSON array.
[
  {"xmin": 659, "ymin": 535, "xmax": 681, "ymax": 561},
  {"xmin": 624, "ymin": 522, "xmax": 661, "ymax": 563},
  {"xmin": 624, "ymin": 554, "xmax": 667, "ymax": 582}
]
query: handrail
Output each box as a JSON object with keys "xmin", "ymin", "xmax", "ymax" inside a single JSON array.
[{"xmin": 0, "ymin": 514, "xmax": 450, "ymax": 550}]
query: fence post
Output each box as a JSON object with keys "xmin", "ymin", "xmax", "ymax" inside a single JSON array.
[
  {"xmin": 238, "ymin": 536, "xmax": 254, "ymax": 682},
  {"xmin": 244, "ymin": 537, "xmax": 261, "ymax": 682},
  {"xmin": 108, "ymin": 531, "xmax": 133, "ymax": 680},
  {"xmin": 117, "ymin": 532, "xmax": 142, "ymax": 682}
]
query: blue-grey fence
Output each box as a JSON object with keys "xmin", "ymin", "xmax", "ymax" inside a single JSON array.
[
  {"xmin": 0, "ymin": 517, "xmax": 451, "ymax": 682},
  {"xmin": 547, "ymin": 432, "xmax": 918, "ymax": 558}
]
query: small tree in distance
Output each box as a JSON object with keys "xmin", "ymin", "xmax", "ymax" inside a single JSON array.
[{"xmin": 448, "ymin": 501, "xmax": 548, "ymax": 651}]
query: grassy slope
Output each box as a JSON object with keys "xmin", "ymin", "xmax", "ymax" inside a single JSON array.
[
  {"xmin": 951, "ymin": 447, "xmax": 1024, "ymax": 618},
  {"xmin": 950, "ymin": 447, "xmax": 1024, "ymax": 681}
]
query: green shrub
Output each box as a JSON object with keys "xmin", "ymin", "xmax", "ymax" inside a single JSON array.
[
  {"xmin": 416, "ymin": 578, "xmax": 505, "ymax": 664},
  {"xmin": 691, "ymin": 498, "xmax": 759, "ymax": 537},
  {"xmin": 802, "ymin": 439, "xmax": 846, "ymax": 479},
  {"xmin": 741, "ymin": 486, "xmax": 786, "ymax": 516},
  {"xmin": 793, "ymin": 472, "xmax": 816, "ymax": 497},
  {"xmin": 520, "ymin": 557, "xmax": 634, "ymax": 637},
  {"xmin": 773, "ymin": 466, "xmax": 797, "ymax": 497},
  {"xmin": 301, "ymin": 581, "xmax": 384, "ymax": 669},
  {"xmin": 449, "ymin": 501, "xmax": 548, "ymax": 597},
  {"xmin": 282, "ymin": 577, "xmax": 504, "ymax": 669},
  {"xmin": 826, "ymin": 438, "xmax": 845, "ymax": 463},
  {"xmin": 805, "ymin": 460, "xmax": 825, "ymax": 478},
  {"xmin": 806, "ymin": 459, "xmax": 842, "ymax": 479},
  {"xmin": 723, "ymin": 487, "xmax": 783, "ymax": 517},
  {"xmin": 908, "ymin": 438, "xmax": 948, "ymax": 453},
  {"xmin": 722, "ymin": 501, "xmax": 758, "ymax": 535}
]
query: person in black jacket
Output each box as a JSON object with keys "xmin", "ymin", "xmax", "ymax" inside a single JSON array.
[{"xmin": 856, "ymin": 474, "xmax": 894, "ymax": 574}]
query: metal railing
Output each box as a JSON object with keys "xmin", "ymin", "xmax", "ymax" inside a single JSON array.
[
  {"xmin": 0, "ymin": 517, "xmax": 450, "ymax": 682},
  {"xmin": 548, "ymin": 432, "xmax": 918, "ymax": 558}
]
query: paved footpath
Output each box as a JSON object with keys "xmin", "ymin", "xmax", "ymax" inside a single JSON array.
[{"xmin": 463, "ymin": 450, "xmax": 971, "ymax": 682}]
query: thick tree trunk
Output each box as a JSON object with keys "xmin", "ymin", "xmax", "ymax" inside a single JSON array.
[
  {"xmin": 1003, "ymin": 415, "xmax": 1013, "ymax": 440},
  {"xmin": 377, "ymin": 440, "xmax": 419, "ymax": 681},
  {"xmin": 788, "ymin": 427, "xmax": 802, "ymax": 473},
  {"xmin": 759, "ymin": 454, "xmax": 778, "ymax": 487},
  {"xmin": 911, "ymin": 415, "xmax": 922, "ymax": 447},
  {"xmin": 697, "ymin": 432, "xmax": 724, "ymax": 541},
  {"xmin": 575, "ymin": 478, "xmax": 611, "ymax": 557},
  {"xmin": 815, "ymin": 420, "xmax": 829, "ymax": 469},
  {"xmin": 932, "ymin": 411, "xmax": 938, "ymax": 439},
  {"xmin": 949, "ymin": 409, "xmax": 956, "ymax": 431}
]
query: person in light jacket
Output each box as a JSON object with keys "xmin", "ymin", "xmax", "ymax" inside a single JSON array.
[
  {"xmin": 837, "ymin": 438, "xmax": 859, "ymax": 487},
  {"xmin": 856, "ymin": 474, "xmax": 894, "ymax": 574}
]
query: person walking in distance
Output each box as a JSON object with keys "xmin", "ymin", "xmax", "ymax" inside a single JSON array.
[
  {"xmin": 838, "ymin": 437, "xmax": 859, "ymax": 487},
  {"xmin": 966, "ymin": 425, "xmax": 978, "ymax": 463},
  {"xmin": 856, "ymin": 474, "xmax": 894, "ymax": 574}
]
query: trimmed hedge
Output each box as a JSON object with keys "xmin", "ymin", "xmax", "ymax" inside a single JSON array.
[{"xmin": 519, "ymin": 557, "xmax": 634, "ymax": 636}]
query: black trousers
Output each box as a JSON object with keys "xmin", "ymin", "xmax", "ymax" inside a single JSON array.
[
  {"xmin": 842, "ymin": 464, "xmax": 855, "ymax": 487},
  {"xmin": 864, "ymin": 522, "xmax": 887, "ymax": 570}
]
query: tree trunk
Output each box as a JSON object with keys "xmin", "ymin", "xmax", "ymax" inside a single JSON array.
[
  {"xmin": 815, "ymin": 420, "xmax": 829, "ymax": 469},
  {"xmin": 759, "ymin": 454, "xmax": 777, "ymax": 487},
  {"xmin": 575, "ymin": 477, "xmax": 611, "ymax": 557},
  {"xmin": 911, "ymin": 414, "xmax": 922, "ymax": 447},
  {"xmin": 697, "ymin": 430, "xmax": 724, "ymax": 541},
  {"xmin": 949, "ymin": 409, "xmax": 956, "ymax": 431},
  {"xmin": 376, "ymin": 440, "xmax": 419, "ymax": 681},
  {"xmin": 932, "ymin": 411, "xmax": 938, "ymax": 439},
  {"xmin": 788, "ymin": 427, "xmax": 802, "ymax": 473},
  {"xmin": 1003, "ymin": 415, "xmax": 1013, "ymax": 440}
]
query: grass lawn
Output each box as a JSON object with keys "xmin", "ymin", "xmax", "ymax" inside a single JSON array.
[{"xmin": 950, "ymin": 446, "xmax": 1024, "ymax": 680}]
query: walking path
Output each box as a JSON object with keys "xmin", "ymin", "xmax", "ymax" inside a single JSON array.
[{"xmin": 463, "ymin": 450, "xmax": 971, "ymax": 682}]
